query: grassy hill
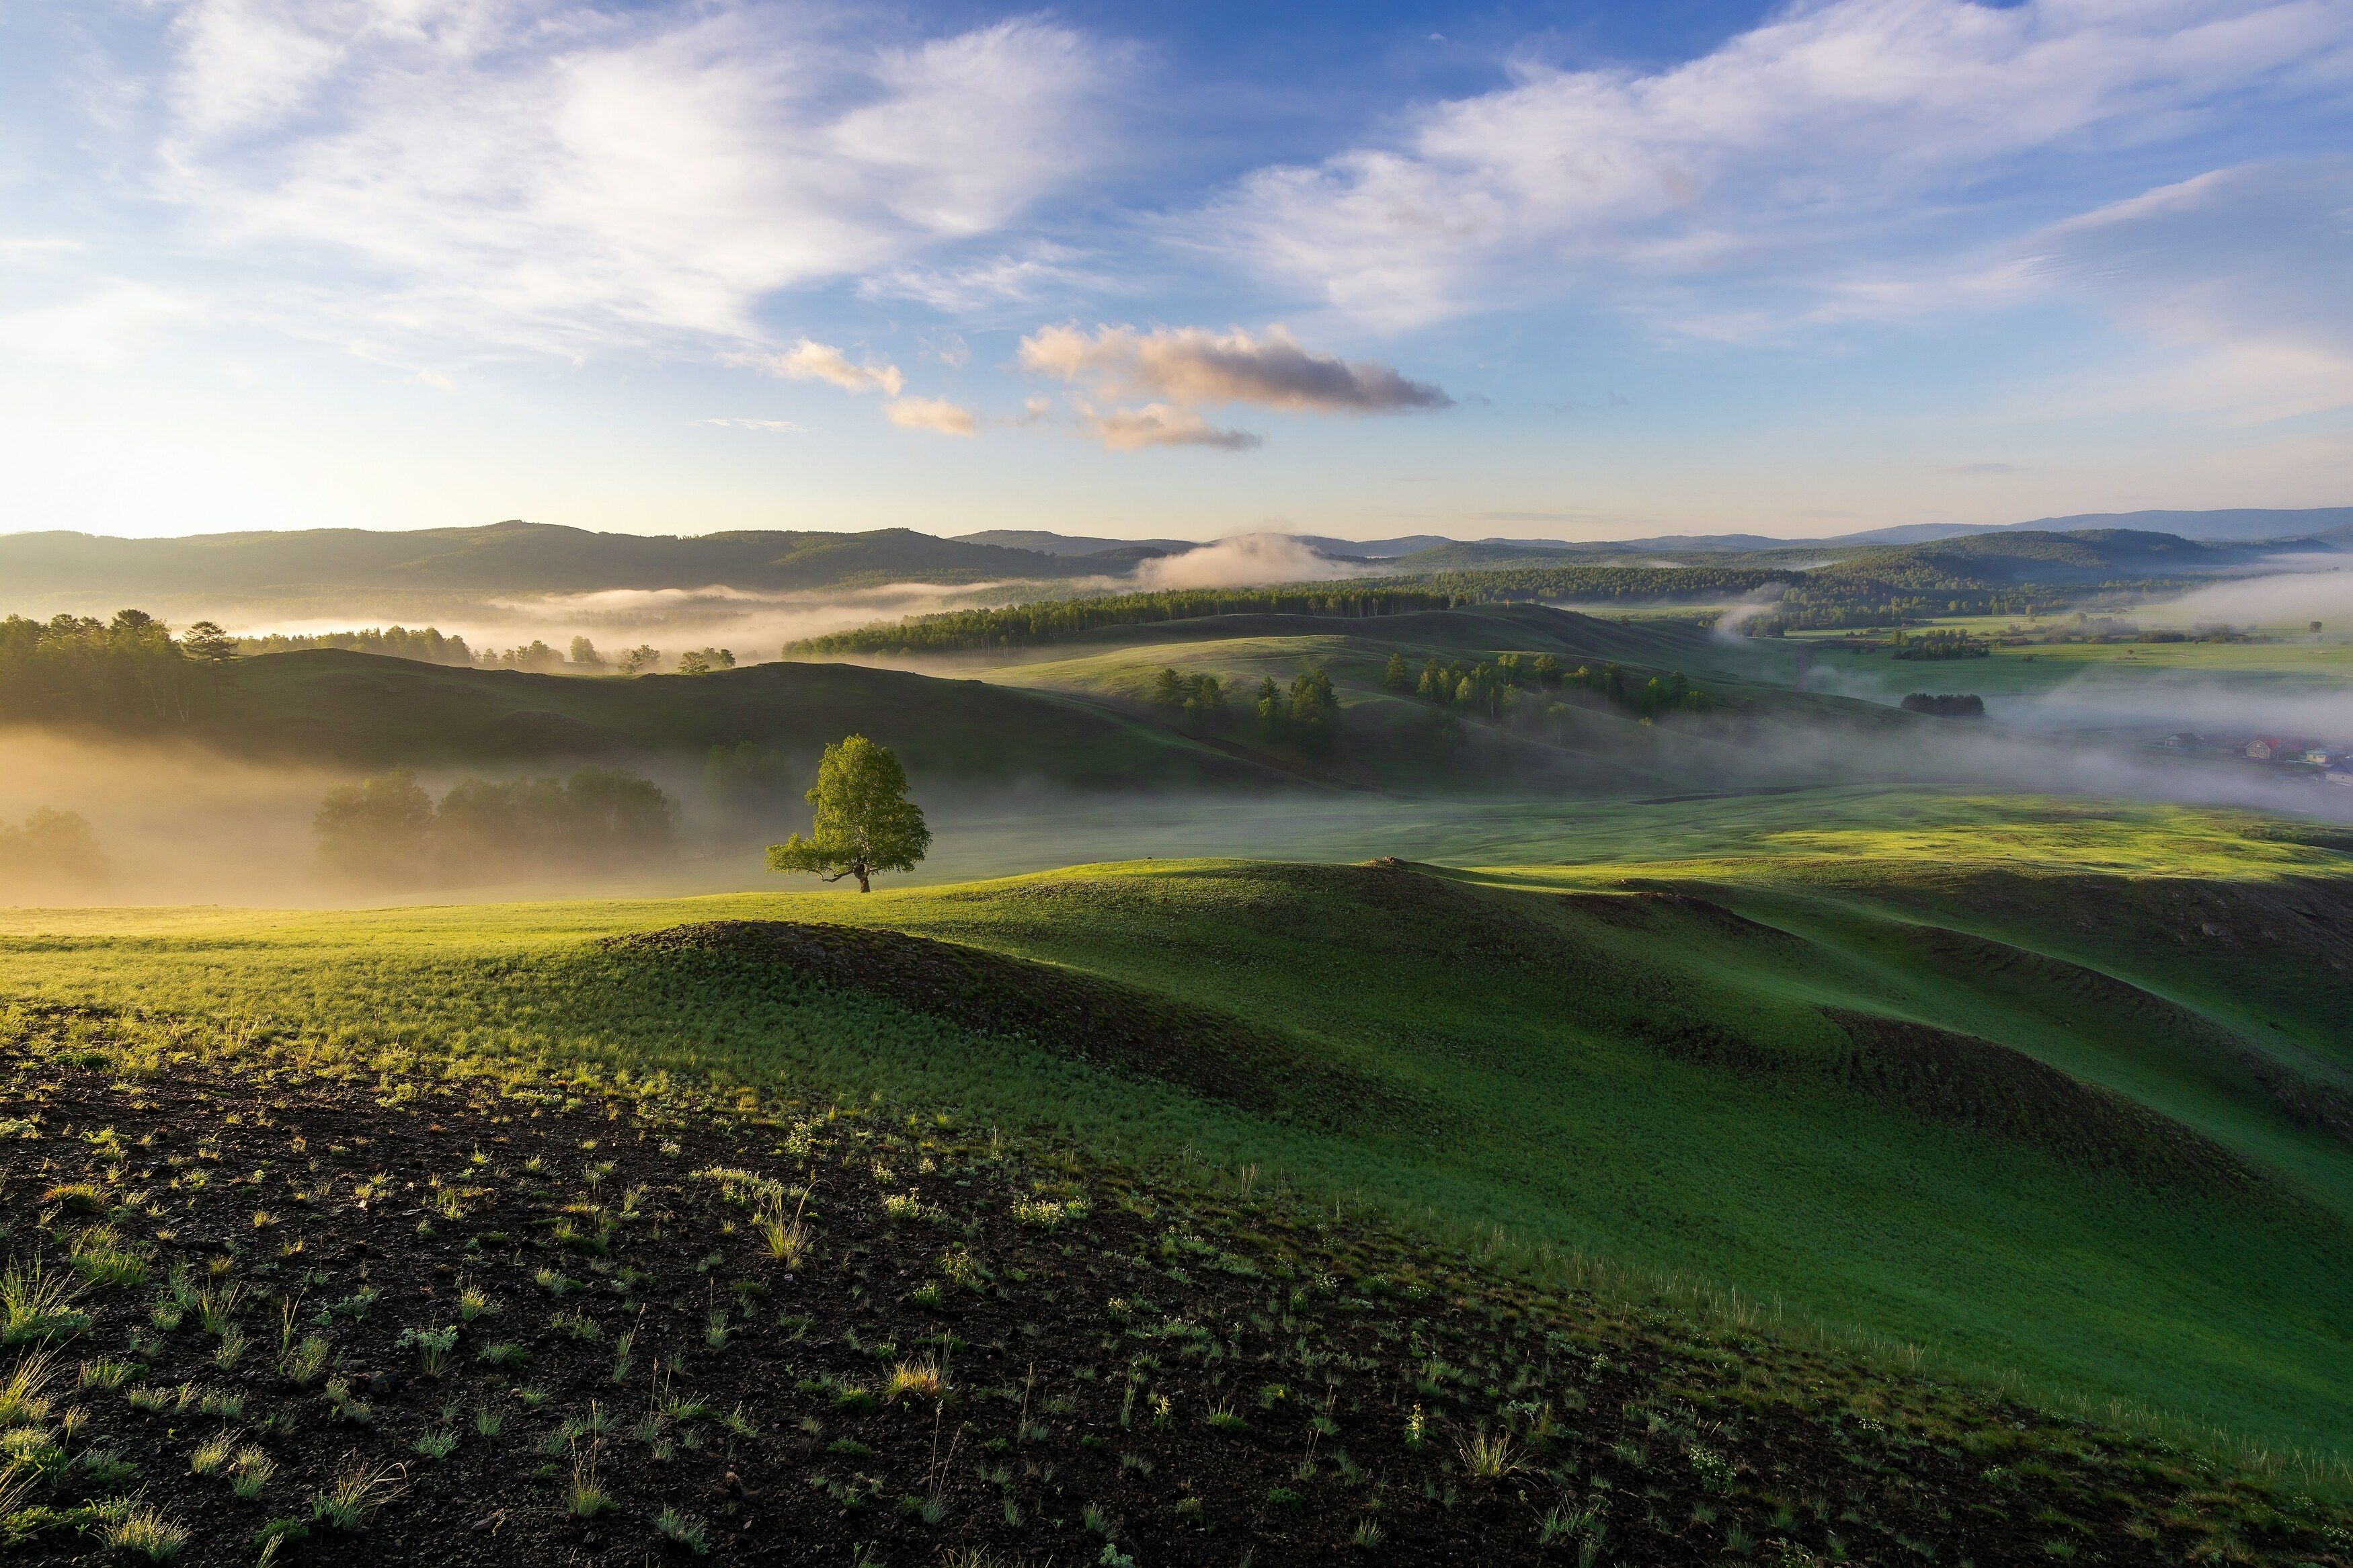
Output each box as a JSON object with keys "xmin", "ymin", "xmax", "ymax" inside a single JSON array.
[
  {"xmin": 6, "ymin": 800, "xmax": 2349, "ymax": 1463},
  {"xmin": 127, "ymin": 605, "xmax": 1895, "ymax": 795},
  {"xmin": 181, "ymin": 651, "xmax": 1276, "ymax": 788}
]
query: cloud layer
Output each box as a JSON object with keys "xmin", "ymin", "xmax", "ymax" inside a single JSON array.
[
  {"xmin": 1197, "ymin": 0, "xmax": 2353, "ymax": 328},
  {"xmin": 150, "ymin": 1, "xmax": 1116, "ymax": 351}
]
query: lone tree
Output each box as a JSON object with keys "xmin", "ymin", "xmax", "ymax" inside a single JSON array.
[{"xmin": 766, "ymin": 734, "xmax": 930, "ymax": 893}]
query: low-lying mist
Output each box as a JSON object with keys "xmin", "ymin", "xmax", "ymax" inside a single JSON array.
[
  {"xmin": 5, "ymin": 685, "xmax": 2349, "ymax": 913},
  {"xmin": 233, "ymin": 578, "xmax": 1112, "ymax": 665}
]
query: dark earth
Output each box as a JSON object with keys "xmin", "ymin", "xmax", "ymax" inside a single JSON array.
[{"xmin": 2, "ymin": 1000, "xmax": 2348, "ymax": 1566}]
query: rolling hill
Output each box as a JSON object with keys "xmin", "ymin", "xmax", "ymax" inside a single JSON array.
[
  {"xmin": 144, "ymin": 604, "xmax": 1907, "ymax": 796},
  {"xmin": 180, "ymin": 650, "xmax": 1281, "ymax": 788},
  {"xmin": 5, "ymin": 801, "xmax": 2348, "ymax": 1460}
]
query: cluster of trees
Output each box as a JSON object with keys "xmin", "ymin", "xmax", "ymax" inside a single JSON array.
[
  {"xmin": 1252, "ymin": 668, "xmax": 1338, "ymax": 745},
  {"xmin": 1385, "ymin": 649, "xmax": 1711, "ymax": 720},
  {"xmin": 0, "ymin": 610, "xmax": 235, "ymax": 728},
  {"xmin": 1415, "ymin": 565, "xmax": 1800, "ymax": 604},
  {"xmin": 1148, "ymin": 668, "xmax": 1228, "ymax": 725},
  {"xmin": 1889, "ymin": 630, "xmax": 1991, "ymax": 661},
  {"xmin": 0, "ymin": 807, "xmax": 106, "ymax": 887},
  {"xmin": 235, "ymin": 626, "xmax": 477, "ymax": 665},
  {"xmin": 1901, "ymin": 693, "xmax": 1987, "ymax": 716},
  {"xmin": 225, "ymin": 628, "xmax": 694, "ymax": 675},
  {"xmin": 789, "ymin": 587, "xmax": 1455, "ymax": 657},
  {"xmin": 315, "ymin": 765, "xmax": 677, "ymax": 882}
]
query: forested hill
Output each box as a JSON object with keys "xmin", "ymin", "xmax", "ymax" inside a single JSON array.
[
  {"xmin": 1817, "ymin": 528, "xmax": 2327, "ymax": 583},
  {"xmin": 0, "ymin": 521, "xmax": 1131, "ymax": 599}
]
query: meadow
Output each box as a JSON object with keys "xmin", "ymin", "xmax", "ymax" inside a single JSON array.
[{"xmin": 5, "ymin": 790, "xmax": 2349, "ymax": 1475}]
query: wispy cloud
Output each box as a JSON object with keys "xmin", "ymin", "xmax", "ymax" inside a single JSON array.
[
  {"xmin": 1193, "ymin": 0, "xmax": 2353, "ymax": 328},
  {"xmin": 696, "ymin": 417, "xmax": 806, "ymax": 432},
  {"xmin": 885, "ymin": 395, "xmax": 978, "ymax": 436},
  {"xmin": 1075, "ymin": 401, "xmax": 1261, "ymax": 452},
  {"xmin": 145, "ymin": 3, "xmax": 1119, "ymax": 353},
  {"xmin": 753, "ymin": 338, "xmax": 906, "ymax": 396}
]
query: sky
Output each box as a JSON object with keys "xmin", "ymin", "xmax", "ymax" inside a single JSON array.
[{"xmin": 1, "ymin": 0, "xmax": 2349, "ymax": 544}]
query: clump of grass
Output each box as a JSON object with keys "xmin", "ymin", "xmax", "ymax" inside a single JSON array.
[
  {"xmin": 939, "ymin": 1247, "xmax": 984, "ymax": 1291},
  {"xmin": 78, "ymin": 1356, "xmax": 138, "ymax": 1391},
  {"xmin": 1, "ymin": 1257, "xmax": 92, "ymax": 1344},
  {"xmin": 213, "ymin": 1326, "xmax": 248, "ymax": 1369},
  {"xmin": 655, "ymin": 1507, "xmax": 709, "ymax": 1555},
  {"xmin": 67, "ymin": 1224, "xmax": 148, "ymax": 1288},
  {"xmin": 1205, "ymin": 1401, "xmax": 1247, "ymax": 1433},
  {"xmin": 231, "ymin": 1445, "xmax": 276, "ymax": 1498},
  {"xmin": 42, "ymin": 1182, "xmax": 107, "ymax": 1216},
  {"xmin": 476, "ymin": 1341, "xmax": 529, "ymax": 1369},
  {"xmin": 0, "ymin": 1347, "xmax": 58, "ymax": 1427},
  {"xmin": 281, "ymin": 1334, "xmax": 329, "ymax": 1387},
  {"xmin": 101, "ymin": 1503, "xmax": 188, "ymax": 1561},
  {"xmin": 413, "ymin": 1429, "xmax": 458, "ymax": 1461},
  {"xmin": 1460, "ymin": 1429, "xmax": 1519, "ymax": 1480},
  {"xmin": 1009, "ymin": 1197, "xmax": 1088, "ymax": 1230},
  {"xmin": 396, "ymin": 1323, "xmax": 460, "ymax": 1376},
  {"xmin": 753, "ymin": 1190, "xmax": 812, "ymax": 1268},
  {"xmin": 568, "ymin": 1451, "xmax": 615, "ymax": 1518},
  {"xmin": 885, "ymin": 1356, "xmax": 945, "ymax": 1403},
  {"xmin": 310, "ymin": 1454, "xmax": 402, "ymax": 1530},
  {"xmin": 190, "ymin": 1428, "xmax": 240, "ymax": 1475},
  {"xmin": 455, "ymin": 1279, "xmax": 494, "ymax": 1321}
]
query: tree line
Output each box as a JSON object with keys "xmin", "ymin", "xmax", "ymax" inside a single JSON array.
[
  {"xmin": 787, "ymin": 587, "xmax": 1455, "ymax": 657},
  {"xmin": 1384, "ymin": 649, "xmax": 1712, "ymax": 720},
  {"xmin": 315, "ymin": 765, "xmax": 678, "ymax": 882},
  {"xmin": 0, "ymin": 610, "xmax": 236, "ymax": 728}
]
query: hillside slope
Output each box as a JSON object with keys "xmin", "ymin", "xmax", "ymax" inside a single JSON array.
[
  {"xmin": 188, "ymin": 650, "xmax": 1279, "ymax": 787},
  {"xmin": 7, "ymin": 813, "xmax": 2349, "ymax": 1452}
]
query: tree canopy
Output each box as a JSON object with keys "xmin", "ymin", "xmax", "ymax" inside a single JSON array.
[{"xmin": 766, "ymin": 734, "xmax": 930, "ymax": 894}]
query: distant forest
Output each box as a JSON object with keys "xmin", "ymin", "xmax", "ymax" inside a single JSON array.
[{"xmin": 787, "ymin": 586, "xmax": 1457, "ymax": 656}]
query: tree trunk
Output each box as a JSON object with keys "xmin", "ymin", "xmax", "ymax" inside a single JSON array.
[{"xmin": 856, "ymin": 867, "xmax": 871, "ymax": 893}]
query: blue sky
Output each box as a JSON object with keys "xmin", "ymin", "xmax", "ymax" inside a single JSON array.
[{"xmin": 1, "ymin": 0, "xmax": 2348, "ymax": 543}]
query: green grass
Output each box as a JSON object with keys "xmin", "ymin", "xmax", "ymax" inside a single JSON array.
[
  {"xmin": 2, "ymin": 792, "xmax": 2350, "ymax": 1459},
  {"xmin": 190, "ymin": 649, "xmax": 1276, "ymax": 786}
]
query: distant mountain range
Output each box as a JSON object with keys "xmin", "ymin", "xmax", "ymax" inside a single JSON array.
[{"xmin": 1, "ymin": 507, "xmax": 2341, "ymax": 614}]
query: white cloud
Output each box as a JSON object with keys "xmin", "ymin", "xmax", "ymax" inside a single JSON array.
[
  {"xmin": 756, "ymin": 338, "xmax": 905, "ymax": 396},
  {"xmin": 1195, "ymin": 0, "xmax": 2353, "ymax": 327},
  {"xmin": 1019, "ymin": 323, "xmax": 1449, "ymax": 411},
  {"xmin": 147, "ymin": 3, "xmax": 1119, "ymax": 352},
  {"xmin": 1077, "ymin": 402, "xmax": 1260, "ymax": 452},
  {"xmin": 885, "ymin": 395, "xmax": 977, "ymax": 436}
]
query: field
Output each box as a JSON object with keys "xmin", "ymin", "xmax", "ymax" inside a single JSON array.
[
  {"xmin": 1769, "ymin": 618, "xmax": 2353, "ymax": 722},
  {"xmin": 6, "ymin": 794, "xmax": 2349, "ymax": 1467}
]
